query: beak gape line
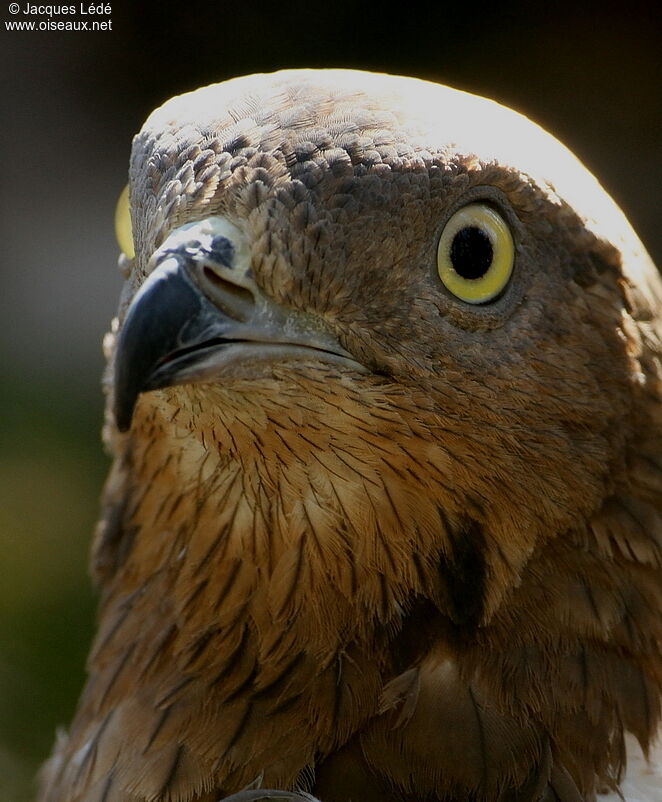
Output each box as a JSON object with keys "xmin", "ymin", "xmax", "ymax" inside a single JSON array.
[{"xmin": 113, "ymin": 217, "xmax": 362, "ymax": 431}]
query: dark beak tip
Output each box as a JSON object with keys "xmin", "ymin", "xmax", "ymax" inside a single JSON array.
[
  {"xmin": 113, "ymin": 383, "xmax": 137, "ymax": 432},
  {"xmin": 115, "ymin": 411, "xmax": 133, "ymax": 433},
  {"xmin": 112, "ymin": 258, "xmax": 205, "ymax": 432}
]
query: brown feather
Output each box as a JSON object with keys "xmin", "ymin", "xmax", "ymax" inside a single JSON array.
[{"xmin": 38, "ymin": 69, "xmax": 662, "ymax": 802}]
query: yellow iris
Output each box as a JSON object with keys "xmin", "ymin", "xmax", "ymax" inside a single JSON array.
[
  {"xmin": 437, "ymin": 203, "xmax": 514, "ymax": 304},
  {"xmin": 114, "ymin": 184, "xmax": 135, "ymax": 259}
]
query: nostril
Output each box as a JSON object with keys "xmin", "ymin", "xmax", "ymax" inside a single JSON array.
[
  {"xmin": 209, "ymin": 235, "xmax": 235, "ymax": 267},
  {"xmin": 200, "ymin": 266, "xmax": 256, "ymax": 323}
]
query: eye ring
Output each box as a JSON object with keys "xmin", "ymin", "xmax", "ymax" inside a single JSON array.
[
  {"xmin": 114, "ymin": 184, "xmax": 135, "ymax": 259},
  {"xmin": 437, "ymin": 203, "xmax": 514, "ymax": 304}
]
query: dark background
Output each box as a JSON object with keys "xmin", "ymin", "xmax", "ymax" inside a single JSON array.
[{"xmin": 0, "ymin": 2, "xmax": 659, "ymax": 799}]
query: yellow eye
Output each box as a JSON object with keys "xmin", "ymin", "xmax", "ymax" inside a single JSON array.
[
  {"xmin": 114, "ymin": 184, "xmax": 135, "ymax": 259},
  {"xmin": 437, "ymin": 203, "xmax": 514, "ymax": 304}
]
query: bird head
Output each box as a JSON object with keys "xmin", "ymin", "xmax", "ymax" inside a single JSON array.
[{"xmin": 103, "ymin": 70, "xmax": 661, "ymax": 625}]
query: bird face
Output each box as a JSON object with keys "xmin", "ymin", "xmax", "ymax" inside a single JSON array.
[{"xmin": 109, "ymin": 70, "xmax": 653, "ymax": 614}]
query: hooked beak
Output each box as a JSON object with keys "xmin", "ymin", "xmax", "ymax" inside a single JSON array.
[{"xmin": 113, "ymin": 217, "xmax": 363, "ymax": 432}]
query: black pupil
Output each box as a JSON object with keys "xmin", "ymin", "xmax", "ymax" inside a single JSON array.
[{"xmin": 450, "ymin": 226, "xmax": 493, "ymax": 280}]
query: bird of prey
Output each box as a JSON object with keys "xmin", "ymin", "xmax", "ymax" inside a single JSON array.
[{"xmin": 38, "ymin": 69, "xmax": 662, "ymax": 802}]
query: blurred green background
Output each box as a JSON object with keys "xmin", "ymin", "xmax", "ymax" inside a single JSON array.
[{"xmin": 0, "ymin": 2, "xmax": 659, "ymax": 800}]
